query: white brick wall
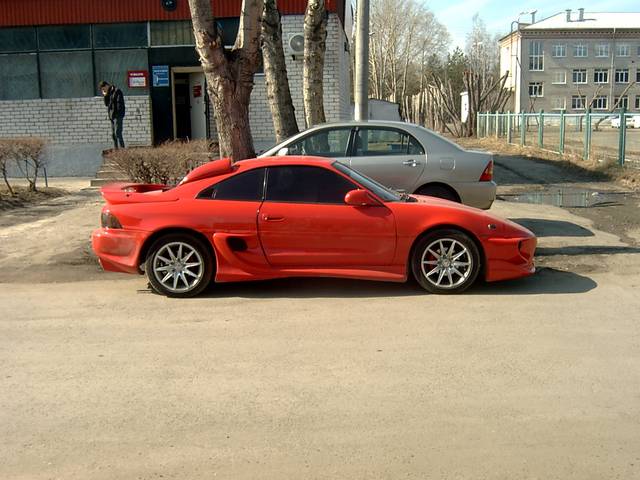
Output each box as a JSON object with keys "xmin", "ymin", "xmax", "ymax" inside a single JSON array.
[{"xmin": 0, "ymin": 96, "xmax": 152, "ymax": 146}]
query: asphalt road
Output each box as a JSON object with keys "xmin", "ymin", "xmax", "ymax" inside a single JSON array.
[{"xmin": 1, "ymin": 165, "xmax": 640, "ymax": 479}]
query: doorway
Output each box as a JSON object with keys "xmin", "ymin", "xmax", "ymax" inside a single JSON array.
[{"xmin": 171, "ymin": 67, "xmax": 208, "ymax": 140}]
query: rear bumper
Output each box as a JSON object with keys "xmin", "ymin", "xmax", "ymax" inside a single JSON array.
[
  {"xmin": 484, "ymin": 236, "xmax": 537, "ymax": 282},
  {"xmin": 450, "ymin": 181, "xmax": 497, "ymax": 210},
  {"xmin": 91, "ymin": 228, "xmax": 149, "ymax": 274}
]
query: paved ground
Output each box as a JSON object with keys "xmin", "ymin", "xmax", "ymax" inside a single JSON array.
[{"xmin": 1, "ymin": 164, "xmax": 640, "ymax": 479}]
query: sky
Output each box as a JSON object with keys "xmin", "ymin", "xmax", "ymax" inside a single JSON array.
[{"xmin": 424, "ymin": 0, "xmax": 640, "ymax": 50}]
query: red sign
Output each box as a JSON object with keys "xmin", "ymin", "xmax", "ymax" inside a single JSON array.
[
  {"xmin": 127, "ymin": 70, "xmax": 148, "ymax": 88},
  {"xmin": 193, "ymin": 84, "xmax": 202, "ymax": 98}
]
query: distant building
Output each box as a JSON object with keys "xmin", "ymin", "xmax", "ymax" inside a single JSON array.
[
  {"xmin": 499, "ymin": 9, "xmax": 640, "ymax": 114},
  {"xmin": 0, "ymin": 0, "xmax": 352, "ymax": 175}
]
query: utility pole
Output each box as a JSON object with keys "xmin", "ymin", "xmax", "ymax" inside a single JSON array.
[{"xmin": 354, "ymin": 0, "xmax": 369, "ymax": 121}]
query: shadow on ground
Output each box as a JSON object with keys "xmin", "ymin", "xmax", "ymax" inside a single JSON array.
[
  {"xmin": 511, "ymin": 218, "xmax": 594, "ymax": 237},
  {"xmin": 185, "ymin": 267, "xmax": 596, "ymax": 299}
]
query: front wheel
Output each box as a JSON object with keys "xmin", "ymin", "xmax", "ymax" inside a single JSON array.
[
  {"xmin": 411, "ymin": 229, "xmax": 481, "ymax": 294},
  {"xmin": 145, "ymin": 234, "xmax": 214, "ymax": 298}
]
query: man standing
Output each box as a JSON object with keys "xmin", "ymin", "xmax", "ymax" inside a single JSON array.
[{"xmin": 99, "ymin": 81, "xmax": 126, "ymax": 149}]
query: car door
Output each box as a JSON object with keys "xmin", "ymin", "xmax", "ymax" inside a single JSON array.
[
  {"xmin": 349, "ymin": 127, "xmax": 426, "ymax": 192},
  {"xmin": 282, "ymin": 127, "xmax": 353, "ymax": 166},
  {"xmin": 258, "ymin": 165, "xmax": 396, "ymax": 267}
]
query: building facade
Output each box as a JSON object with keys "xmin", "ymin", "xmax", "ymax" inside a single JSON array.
[
  {"xmin": 499, "ymin": 9, "xmax": 640, "ymax": 114},
  {"xmin": 0, "ymin": 0, "xmax": 352, "ymax": 175}
]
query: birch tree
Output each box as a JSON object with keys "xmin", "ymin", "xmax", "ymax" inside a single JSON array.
[
  {"xmin": 262, "ymin": 0, "xmax": 299, "ymax": 141},
  {"xmin": 303, "ymin": 0, "xmax": 327, "ymax": 127},
  {"xmin": 188, "ymin": 0, "xmax": 264, "ymax": 161}
]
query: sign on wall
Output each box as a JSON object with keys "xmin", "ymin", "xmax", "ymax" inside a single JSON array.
[
  {"xmin": 152, "ymin": 65, "xmax": 170, "ymax": 87},
  {"xmin": 127, "ymin": 70, "xmax": 149, "ymax": 88}
]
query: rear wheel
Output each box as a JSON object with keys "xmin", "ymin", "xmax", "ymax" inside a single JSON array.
[
  {"xmin": 415, "ymin": 184, "xmax": 459, "ymax": 202},
  {"xmin": 145, "ymin": 234, "xmax": 213, "ymax": 298},
  {"xmin": 411, "ymin": 229, "xmax": 480, "ymax": 294}
]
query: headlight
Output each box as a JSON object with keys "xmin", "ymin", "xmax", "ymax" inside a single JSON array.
[{"xmin": 101, "ymin": 211, "xmax": 123, "ymax": 229}]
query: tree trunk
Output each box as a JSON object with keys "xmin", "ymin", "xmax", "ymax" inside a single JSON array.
[
  {"xmin": 262, "ymin": 0, "xmax": 299, "ymax": 142},
  {"xmin": 188, "ymin": 0, "xmax": 263, "ymax": 161},
  {"xmin": 303, "ymin": 0, "xmax": 327, "ymax": 127}
]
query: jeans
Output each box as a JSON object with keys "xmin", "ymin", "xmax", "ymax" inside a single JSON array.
[{"xmin": 111, "ymin": 117, "xmax": 125, "ymax": 149}]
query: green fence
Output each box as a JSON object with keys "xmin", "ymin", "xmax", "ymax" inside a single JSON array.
[{"xmin": 477, "ymin": 110, "xmax": 640, "ymax": 168}]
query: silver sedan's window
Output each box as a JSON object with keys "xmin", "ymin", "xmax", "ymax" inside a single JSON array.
[
  {"xmin": 354, "ymin": 128, "xmax": 424, "ymax": 156},
  {"xmin": 287, "ymin": 128, "xmax": 352, "ymax": 158}
]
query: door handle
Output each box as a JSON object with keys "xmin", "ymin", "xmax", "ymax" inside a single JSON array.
[
  {"xmin": 262, "ymin": 214, "xmax": 284, "ymax": 222},
  {"xmin": 402, "ymin": 159, "xmax": 418, "ymax": 167}
]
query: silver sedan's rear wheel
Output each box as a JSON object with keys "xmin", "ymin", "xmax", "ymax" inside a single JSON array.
[
  {"xmin": 145, "ymin": 234, "xmax": 213, "ymax": 297},
  {"xmin": 411, "ymin": 229, "xmax": 481, "ymax": 294}
]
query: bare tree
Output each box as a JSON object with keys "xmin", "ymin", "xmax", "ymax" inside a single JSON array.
[
  {"xmin": 188, "ymin": 0, "xmax": 263, "ymax": 161},
  {"xmin": 303, "ymin": 0, "xmax": 327, "ymax": 127},
  {"xmin": 262, "ymin": 0, "xmax": 299, "ymax": 141},
  {"xmin": 12, "ymin": 138, "xmax": 46, "ymax": 192}
]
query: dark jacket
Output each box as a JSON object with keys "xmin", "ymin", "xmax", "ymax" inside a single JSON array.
[{"xmin": 104, "ymin": 86, "xmax": 125, "ymax": 120}]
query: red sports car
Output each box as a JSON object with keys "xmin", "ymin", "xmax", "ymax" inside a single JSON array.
[{"xmin": 92, "ymin": 156, "xmax": 536, "ymax": 297}]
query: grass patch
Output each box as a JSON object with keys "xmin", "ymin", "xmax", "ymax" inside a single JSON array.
[{"xmin": 0, "ymin": 185, "xmax": 68, "ymax": 212}]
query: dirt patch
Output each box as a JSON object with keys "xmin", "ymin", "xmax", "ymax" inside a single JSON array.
[{"xmin": 0, "ymin": 185, "xmax": 68, "ymax": 212}]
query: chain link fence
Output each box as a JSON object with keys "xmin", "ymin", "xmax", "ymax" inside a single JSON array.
[{"xmin": 477, "ymin": 110, "xmax": 640, "ymax": 168}]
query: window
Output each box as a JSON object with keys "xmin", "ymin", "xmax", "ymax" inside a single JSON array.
[
  {"xmin": 637, "ymin": 69, "xmax": 640, "ymax": 83},
  {"xmin": 529, "ymin": 41, "xmax": 543, "ymax": 71},
  {"xmin": 265, "ymin": 166, "xmax": 357, "ymax": 204},
  {"xmin": 354, "ymin": 128, "xmax": 424, "ymax": 156},
  {"xmin": 528, "ymin": 82, "xmax": 543, "ymax": 97},
  {"xmin": 573, "ymin": 44, "xmax": 587, "ymax": 57},
  {"xmin": 552, "ymin": 71, "xmax": 566, "ymax": 84},
  {"xmin": 593, "ymin": 96, "xmax": 608, "ymax": 110},
  {"xmin": 636, "ymin": 97, "xmax": 640, "ymax": 110},
  {"xmin": 95, "ymin": 49, "xmax": 149, "ymax": 95},
  {"xmin": 0, "ymin": 53, "xmax": 39, "ymax": 100},
  {"xmin": 93, "ymin": 23, "xmax": 148, "ymax": 48},
  {"xmin": 0, "ymin": 27, "xmax": 37, "ymax": 53},
  {"xmin": 572, "ymin": 69, "xmax": 587, "ymax": 84},
  {"xmin": 333, "ymin": 162, "xmax": 402, "ymax": 202},
  {"xmin": 615, "ymin": 69, "xmax": 629, "ymax": 83},
  {"xmin": 37, "ymin": 25, "xmax": 91, "ymax": 50},
  {"xmin": 552, "ymin": 44, "xmax": 566, "ymax": 57},
  {"xmin": 39, "ymin": 51, "xmax": 93, "ymax": 98},
  {"xmin": 614, "ymin": 96, "xmax": 629, "ymax": 110},
  {"xmin": 552, "ymin": 97, "xmax": 566, "ymax": 110},
  {"xmin": 572, "ymin": 95, "xmax": 586, "ymax": 110},
  {"xmin": 616, "ymin": 44, "xmax": 630, "ymax": 57},
  {"xmin": 593, "ymin": 69, "xmax": 609, "ymax": 84},
  {"xmin": 287, "ymin": 128, "xmax": 352, "ymax": 157},
  {"xmin": 198, "ymin": 168, "xmax": 265, "ymax": 201},
  {"xmin": 150, "ymin": 21, "xmax": 195, "ymax": 46},
  {"xmin": 595, "ymin": 44, "xmax": 609, "ymax": 57}
]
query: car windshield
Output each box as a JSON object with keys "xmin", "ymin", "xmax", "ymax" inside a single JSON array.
[{"xmin": 332, "ymin": 161, "xmax": 402, "ymax": 202}]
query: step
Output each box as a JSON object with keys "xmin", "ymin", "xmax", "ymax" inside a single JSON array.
[{"xmin": 90, "ymin": 177, "xmax": 129, "ymax": 187}]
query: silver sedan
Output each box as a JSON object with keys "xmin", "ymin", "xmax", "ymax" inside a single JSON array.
[{"xmin": 260, "ymin": 121, "xmax": 496, "ymax": 209}]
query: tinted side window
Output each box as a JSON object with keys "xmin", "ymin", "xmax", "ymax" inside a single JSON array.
[
  {"xmin": 354, "ymin": 128, "xmax": 423, "ymax": 156},
  {"xmin": 265, "ymin": 166, "xmax": 356, "ymax": 204},
  {"xmin": 287, "ymin": 128, "xmax": 352, "ymax": 157},
  {"xmin": 198, "ymin": 168, "xmax": 265, "ymax": 201}
]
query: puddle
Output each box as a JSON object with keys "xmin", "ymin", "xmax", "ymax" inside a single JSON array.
[{"xmin": 499, "ymin": 189, "xmax": 633, "ymax": 208}]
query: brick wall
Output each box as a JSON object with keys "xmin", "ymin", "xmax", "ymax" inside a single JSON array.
[{"xmin": 0, "ymin": 96, "xmax": 152, "ymax": 146}]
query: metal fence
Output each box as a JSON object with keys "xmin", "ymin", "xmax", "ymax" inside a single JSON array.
[{"xmin": 477, "ymin": 110, "xmax": 640, "ymax": 168}]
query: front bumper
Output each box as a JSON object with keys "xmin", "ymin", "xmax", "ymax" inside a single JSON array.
[
  {"xmin": 484, "ymin": 236, "xmax": 537, "ymax": 282},
  {"xmin": 91, "ymin": 228, "xmax": 149, "ymax": 274}
]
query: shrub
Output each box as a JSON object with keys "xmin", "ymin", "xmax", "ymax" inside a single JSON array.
[
  {"xmin": 0, "ymin": 137, "xmax": 47, "ymax": 193},
  {"xmin": 106, "ymin": 140, "xmax": 218, "ymax": 185}
]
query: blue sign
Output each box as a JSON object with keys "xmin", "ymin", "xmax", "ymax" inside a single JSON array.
[{"xmin": 152, "ymin": 65, "xmax": 170, "ymax": 87}]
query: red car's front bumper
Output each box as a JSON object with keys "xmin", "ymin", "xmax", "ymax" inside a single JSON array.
[
  {"xmin": 92, "ymin": 228, "xmax": 149, "ymax": 274},
  {"xmin": 484, "ymin": 236, "xmax": 537, "ymax": 282}
]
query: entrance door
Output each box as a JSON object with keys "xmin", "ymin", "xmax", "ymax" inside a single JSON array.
[{"xmin": 189, "ymin": 72, "xmax": 207, "ymax": 140}]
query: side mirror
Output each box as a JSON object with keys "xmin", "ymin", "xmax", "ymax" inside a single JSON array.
[
  {"xmin": 276, "ymin": 147, "xmax": 289, "ymax": 156},
  {"xmin": 345, "ymin": 189, "xmax": 380, "ymax": 207}
]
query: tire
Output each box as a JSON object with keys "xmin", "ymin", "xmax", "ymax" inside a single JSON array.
[
  {"xmin": 416, "ymin": 184, "xmax": 459, "ymax": 203},
  {"xmin": 411, "ymin": 229, "xmax": 481, "ymax": 294},
  {"xmin": 145, "ymin": 234, "xmax": 214, "ymax": 298}
]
